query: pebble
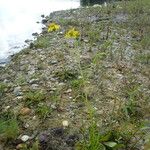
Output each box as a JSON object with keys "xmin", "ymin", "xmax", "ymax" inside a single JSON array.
[
  {"xmin": 38, "ymin": 133, "xmax": 48, "ymax": 143},
  {"xmin": 3, "ymin": 79, "xmax": 9, "ymax": 83},
  {"xmin": 58, "ymin": 82, "xmax": 65, "ymax": 86},
  {"xmin": 62, "ymin": 120, "xmax": 69, "ymax": 127},
  {"xmin": 29, "ymin": 79, "xmax": 39, "ymax": 84},
  {"xmin": 49, "ymin": 60, "xmax": 58, "ymax": 65},
  {"xmin": 4, "ymin": 106, "xmax": 10, "ymax": 111},
  {"xmin": 24, "ymin": 123, "xmax": 30, "ymax": 129},
  {"xmin": 20, "ymin": 135, "xmax": 30, "ymax": 142},
  {"xmin": 33, "ymin": 116, "xmax": 37, "ymax": 120},
  {"xmin": 31, "ymin": 84, "xmax": 39, "ymax": 89},
  {"xmin": 20, "ymin": 107, "xmax": 31, "ymax": 116},
  {"xmin": 13, "ymin": 86, "xmax": 22, "ymax": 96},
  {"xmin": 16, "ymin": 144, "xmax": 24, "ymax": 149},
  {"xmin": 16, "ymin": 96, "xmax": 23, "ymax": 100},
  {"xmin": 65, "ymin": 89, "xmax": 72, "ymax": 93},
  {"xmin": 83, "ymin": 39, "xmax": 89, "ymax": 43},
  {"xmin": 51, "ymin": 104, "xmax": 57, "ymax": 109}
]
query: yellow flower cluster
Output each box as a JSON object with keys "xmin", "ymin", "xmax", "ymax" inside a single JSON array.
[
  {"xmin": 48, "ymin": 23, "xmax": 60, "ymax": 32},
  {"xmin": 47, "ymin": 23, "xmax": 80, "ymax": 39},
  {"xmin": 65, "ymin": 28, "xmax": 80, "ymax": 39}
]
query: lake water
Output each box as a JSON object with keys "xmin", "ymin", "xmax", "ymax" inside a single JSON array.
[{"xmin": 0, "ymin": 0, "xmax": 80, "ymax": 64}]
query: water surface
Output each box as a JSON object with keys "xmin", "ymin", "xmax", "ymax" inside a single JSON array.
[{"xmin": 0, "ymin": 0, "xmax": 80, "ymax": 64}]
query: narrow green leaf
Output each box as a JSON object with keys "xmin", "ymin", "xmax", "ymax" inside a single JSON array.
[{"xmin": 103, "ymin": 141, "xmax": 117, "ymax": 148}]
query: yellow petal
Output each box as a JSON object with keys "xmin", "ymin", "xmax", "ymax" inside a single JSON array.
[
  {"xmin": 65, "ymin": 28, "xmax": 80, "ymax": 39},
  {"xmin": 48, "ymin": 23, "xmax": 60, "ymax": 32}
]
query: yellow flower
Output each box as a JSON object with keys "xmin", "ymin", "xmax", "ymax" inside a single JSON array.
[
  {"xmin": 48, "ymin": 23, "xmax": 60, "ymax": 32},
  {"xmin": 65, "ymin": 28, "xmax": 80, "ymax": 39}
]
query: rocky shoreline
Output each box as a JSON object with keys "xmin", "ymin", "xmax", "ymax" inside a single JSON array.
[{"xmin": 0, "ymin": 1, "xmax": 150, "ymax": 150}]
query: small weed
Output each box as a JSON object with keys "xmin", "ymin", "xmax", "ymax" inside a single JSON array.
[
  {"xmin": 141, "ymin": 121, "xmax": 150, "ymax": 150},
  {"xmin": 0, "ymin": 119, "xmax": 19, "ymax": 141},
  {"xmin": 122, "ymin": 0, "xmax": 150, "ymax": 15},
  {"xmin": 77, "ymin": 122, "xmax": 125, "ymax": 150},
  {"xmin": 92, "ymin": 52, "xmax": 107, "ymax": 65},
  {"xmin": 24, "ymin": 90, "xmax": 46, "ymax": 106},
  {"xmin": 74, "ymin": 91, "xmax": 87, "ymax": 102},
  {"xmin": 76, "ymin": 122, "xmax": 104, "ymax": 150},
  {"xmin": 33, "ymin": 35, "xmax": 52, "ymax": 49},
  {"xmin": 55, "ymin": 69, "xmax": 78, "ymax": 81},
  {"xmin": 30, "ymin": 141, "xmax": 39, "ymax": 150},
  {"xmin": 140, "ymin": 35, "xmax": 150, "ymax": 50},
  {"xmin": 135, "ymin": 53, "xmax": 150, "ymax": 64},
  {"xmin": 70, "ymin": 78, "xmax": 87, "ymax": 101},
  {"xmin": 16, "ymin": 75, "xmax": 26, "ymax": 85},
  {"xmin": 36, "ymin": 105, "xmax": 52, "ymax": 119},
  {"xmin": 59, "ymin": 18, "xmax": 80, "ymax": 27},
  {"xmin": 122, "ymin": 82, "xmax": 142, "ymax": 119},
  {"xmin": 0, "ymin": 83, "xmax": 7, "ymax": 97},
  {"xmin": 117, "ymin": 122, "xmax": 139, "ymax": 145},
  {"xmin": 87, "ymin": 28, "xmax": 100, "ymax": 44},
  {"xmin": 50, "ymin": 91, "xmax": 61, "ymax": 103},
  {"xmin": 71, "ymin": 78, "xmax": 84, "ymax": 89},
  {"xmin": 19, "ymin": 141, "xmax": 39, "ymax": 150}
]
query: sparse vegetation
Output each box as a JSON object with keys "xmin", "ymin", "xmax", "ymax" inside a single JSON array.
[
  {"xmin": 0, "ymin": 82, "xmax": 7, "ymax": 97},
  {"xmin": 24, "ymin": 90, "xmax": 46, "ymax": 106},
  {"xmin": 54, "ymin": 68, "xmax": 79, "ymax": 81},
  {"xmin": 0, "ymin": 0, "xmax": 149, "ymax": 149},
  {"xmin": 36, "ymin": 104, "xmax": 52, "ymax": 119},
  {"xmin": 33, "ymin": 35, "xmax": 52, "ymax": 49},
  {"xmin": 0, "ymin": 112, "xmax": 19, "ymax": 142}
]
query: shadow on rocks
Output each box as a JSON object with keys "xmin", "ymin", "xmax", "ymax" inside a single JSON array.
[{"xmin": 38, "ymin": 127, "xmax": 80, "ymax": 150}]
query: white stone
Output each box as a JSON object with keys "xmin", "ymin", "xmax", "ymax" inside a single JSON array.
[
  {"xmin": 93, "ymin": 4, "xmax": 102, "ymax": 8},
  {"xmin": 21, "ymin": 135, "xmax": 30, "ymax": 142},
  {"xmin": 65, "ymin": 89, "xmax": 72, "ymax": 93},
  {"xmin": 62, "ymin": 120, "xmax": 69, "ymax": 127},
  {"xmin": 33, "ymin": 116, "xmax": 36, "ymax": 120},
  {"xmin": 24, "ymin": 123, "xmax": 30, "ymax": 128},
  {"xmin": 104, "ymin": 2, "xmax": 107, "ymax": 7},
  {"xmin": 5, "ymin": 106, "xmax": 10, "ymax": 111}
]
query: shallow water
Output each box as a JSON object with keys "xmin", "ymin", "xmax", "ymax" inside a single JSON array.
[{"xmin": 0, "ymin": 0, "xmax": 80, "ymax": 64}]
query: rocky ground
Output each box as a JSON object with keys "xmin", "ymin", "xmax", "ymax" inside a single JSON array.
[{"xmin": 0, "ymin": 1, "xmax": 150, "ymax": 150}]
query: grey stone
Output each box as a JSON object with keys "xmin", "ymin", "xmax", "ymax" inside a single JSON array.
[{"xmin": 13, "ymin": 86, "xmax": 22, "ymax": 96}]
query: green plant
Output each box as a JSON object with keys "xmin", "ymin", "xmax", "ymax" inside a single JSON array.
[
  {"xmin": 54, "ymin": 69, "xmax": 78, "ymax": 81},
  {"xmin": 24, "ymin": 90, "xmax": 46, "ymax": 106},
  {"xmin": 0, "ymin": 111, "xmax": 20, "ymax": 141},
  {"xmin": 16, "ymin": 75, "xmax": 26, "ymax": 85},
  {"xmin": 122, "ymin": 83, "xmax": 141, "ymax": 119},
  {"xmin": 36, "ymin": 105, "xmax": 52, "ymax": 119},
  {"xmin": 0, "ymin": 119, "xmax": 19, "ymax": 141},
  {"xmin": 77, "ymin": 122, "xmax": 125, "ymax": 150},
  {"xmin": 59, "ymin": 18, "xmax": 80, "ymax": 27},
  {"xmin": 92, "ymin": 52, "xmax": 107, "ymax": 65},
  {"xmin": 33, "ymin": 35, "xmax": 52, "ymax": 49},
  {"xmin": 0, "ymin": 83, "xmax": 7, "ymax": 97},
  {"xmin": 50, "ymin": 90, "xmax": 61, "ymax": 104},
  {"xmin": 122, "ymin": 0, "xmax": 150, "ymax": 15},
  {"xmin": 76, "ymin": 122, "xmax": 104, "ymax": 150},
  {"xmin": 20, "ymin": 141, "xmax": 39, "ymax": 150},
  {"xmin": 87, "ymin": 28, "xmax": 100, "ymax": 44},
  {"xmin": 71, "ymin": 78, "xmax": 84, "ymax": 90},
  {"xmin": 135, "ymin": 53, "xmax": 150, "ymax": 64},
  {"xmin": 30, "ymin": 141, "xmax": 39, "ymax": 150}
]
